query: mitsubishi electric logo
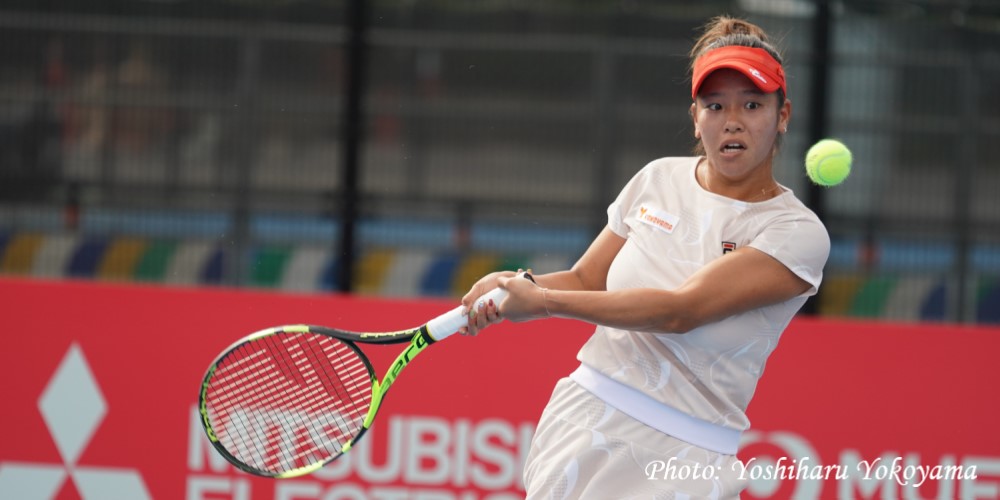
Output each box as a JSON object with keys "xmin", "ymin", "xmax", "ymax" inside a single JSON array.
[{"xmin": 0, "ymin": 343, "xmax": 151, "ymax": 500}]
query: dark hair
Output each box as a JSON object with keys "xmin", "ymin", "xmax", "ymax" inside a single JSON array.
[
  {"xmin": 690, "ymin": 16, "xmax": 784, "ymax": 75},
  {"xmin": 689, "ymin": 16, "xmax": 787, "ymax": 154}
]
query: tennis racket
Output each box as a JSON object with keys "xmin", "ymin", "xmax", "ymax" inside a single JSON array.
[{"xmin": 198, "ymin": 283, "xmax": 515, "ymax": 478}]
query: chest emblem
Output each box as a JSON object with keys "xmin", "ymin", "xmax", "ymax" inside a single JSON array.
[{"xmin": 638, "ymin": 205, "xmax": 679, "ymax": 234}]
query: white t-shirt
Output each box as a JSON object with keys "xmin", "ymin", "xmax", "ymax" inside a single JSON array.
[{"xmin": 577, "ymin": 156, "xmax": 830, "ymax": 431}]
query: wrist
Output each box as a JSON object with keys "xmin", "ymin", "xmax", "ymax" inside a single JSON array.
[{"xmin": 540, "ymin": 287, "xmax": 552, "ymax": 318}]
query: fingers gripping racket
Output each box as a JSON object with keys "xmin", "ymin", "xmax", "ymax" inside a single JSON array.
[{"xmin": 198, "ymin": 285, "xmax": 510, "ymax": 478}]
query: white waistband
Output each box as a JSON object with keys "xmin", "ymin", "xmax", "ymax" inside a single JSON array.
[{"xmin": 569, "ymin": 364, "xmax": 740, "ymax": 455}]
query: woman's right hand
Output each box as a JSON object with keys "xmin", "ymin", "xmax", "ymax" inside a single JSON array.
[{"xmin": 459, "ymin": 270, "xmax": 517, "ymax": 336}]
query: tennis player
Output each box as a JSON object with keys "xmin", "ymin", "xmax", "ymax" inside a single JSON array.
[{"xmin": 462, "ymin": 16, "xmax": 830, "ymax": 498}]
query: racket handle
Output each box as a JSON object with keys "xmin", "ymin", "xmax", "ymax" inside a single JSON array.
[{"xmin": 426, "ymin": 286, "xmax": 509, "ymax": 342}]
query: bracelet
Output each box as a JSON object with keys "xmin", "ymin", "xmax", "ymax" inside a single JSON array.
[{"xmin": 540, "ymin": 287, "xmax": 552, "ymax": 318}]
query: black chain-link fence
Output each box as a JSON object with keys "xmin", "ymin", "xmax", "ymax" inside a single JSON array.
[{"xmin": 1, "ymin": 0, "xmax": 998, "ymax": 323}]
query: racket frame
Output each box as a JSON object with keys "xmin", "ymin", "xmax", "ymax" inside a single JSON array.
[
  {"xmin": 198, "ymin": 323, "xmax": 436, "ymax": 478},
  {"xmin": 199, "ymin": 283, "xmax": 515, "ymax": 478}
]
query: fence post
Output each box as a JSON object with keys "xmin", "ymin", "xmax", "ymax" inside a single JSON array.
[
  {"xmin": 337, "ymin": 0, "xmax": 370, "ymax": 293},
  {"xmin": 803, "ymin": 0, "xmax": 833, "ymax": 315}
]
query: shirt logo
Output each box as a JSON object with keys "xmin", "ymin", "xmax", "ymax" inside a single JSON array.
[
  {"xmin": 722, "ymin": 241, "xmax": 736, "ymax": 254},
  {"xmin": 638, "ymin": 205, "xmax": 679, "ymax": 234}
]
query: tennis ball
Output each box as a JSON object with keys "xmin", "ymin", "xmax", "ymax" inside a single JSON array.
[{"xmin": 805, "ymin": 139, "xmax": 852, "ymax": 186}]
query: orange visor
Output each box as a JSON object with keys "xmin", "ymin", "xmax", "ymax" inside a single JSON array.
[{"xmin": 691, "ymin": 46, "xmax": 786, "ymax": 100}]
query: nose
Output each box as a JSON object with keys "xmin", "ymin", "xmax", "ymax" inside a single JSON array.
[{"xmin": 724, "ymin": 112, "xmax": 744, "ymax": 133}]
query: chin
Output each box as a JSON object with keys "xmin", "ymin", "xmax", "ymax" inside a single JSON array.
[{"xmin": 709, "ymin": 154, "xmax": 766, "ymax": 178}]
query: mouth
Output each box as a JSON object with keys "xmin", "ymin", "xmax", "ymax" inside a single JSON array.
[{"xmin": 720, "ymin": 142, "xmax": 747, "ymax": 154}]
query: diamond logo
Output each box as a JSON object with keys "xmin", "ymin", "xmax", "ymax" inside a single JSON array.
[
  {"xmin": 0, "ymin": 343, "xmax": 151, "ymax": 499},
  {"xmin": 39, "ymin": 344, "xmax": 108, "ymax": 466}
]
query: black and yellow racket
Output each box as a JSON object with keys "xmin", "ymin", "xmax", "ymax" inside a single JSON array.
[{"xmin": 198, "ymin": 284, "xmax": 512, "ymax": 478}]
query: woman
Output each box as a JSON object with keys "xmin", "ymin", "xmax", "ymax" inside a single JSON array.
[{"xmin": 463, "ymin": 16, "xmax": 830, "ymax": 498}]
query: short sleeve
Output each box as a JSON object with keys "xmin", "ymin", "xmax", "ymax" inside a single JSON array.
[
  {"xmin": 748, "ymin": 214, "xmax": 831, "ymax": 296},
  {"xmin": 606, "ymin": 162, "xmax": 656, "ymax": 238}
]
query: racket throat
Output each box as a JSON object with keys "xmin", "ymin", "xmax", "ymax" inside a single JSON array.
[
  {"xmin": 363, "ymin": 328, "xmax": 433, "ymax": 429},
  {"xmin": 364, "ymin": 380, "xmax": 384, "ymax": 429}
]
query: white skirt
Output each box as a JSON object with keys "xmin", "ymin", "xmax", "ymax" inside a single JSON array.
[{"xmin": 523, "ymin": 378, "xmax": 748, "ymax": 499}]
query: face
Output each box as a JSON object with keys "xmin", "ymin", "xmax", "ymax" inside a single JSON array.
[{"xmin": 691, "ymin": 69, "xmax": 791, "ymax": 183}]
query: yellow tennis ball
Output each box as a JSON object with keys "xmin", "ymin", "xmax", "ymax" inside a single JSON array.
[{"xmin": 806, "ymin": 139, "xmax": 852, "ymax": 186}]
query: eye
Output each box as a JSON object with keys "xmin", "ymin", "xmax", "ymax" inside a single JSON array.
[
  {"xmin": 745, "ymin": 102, "xmax": 761, "ymax": 110},
  {"xmin": 706, "ymin": 103, "xmax": 722, "ymax": 111}
]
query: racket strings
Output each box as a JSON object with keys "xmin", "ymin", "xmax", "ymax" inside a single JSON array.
[{"xmin": 204, "ymin": 331, "xmax": 374, "ymax": 474}]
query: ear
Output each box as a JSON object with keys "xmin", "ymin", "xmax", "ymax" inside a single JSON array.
[
  {"xmin": 689, "ymin": 102, "xmax": 700, "ymax": 138},
  {"xmin": 778, "ymin": 98, "xmax": 792, "ymax": 134}
]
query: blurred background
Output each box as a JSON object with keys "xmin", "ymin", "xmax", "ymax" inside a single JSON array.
[{"xmin": 0, "ymin": 0, "xmax": 998, "ymax": 324}]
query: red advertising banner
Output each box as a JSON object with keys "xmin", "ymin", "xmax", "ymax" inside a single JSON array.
[{"xmin": 0, "ymin": 277, "xmax": 998, "ymax": 499}]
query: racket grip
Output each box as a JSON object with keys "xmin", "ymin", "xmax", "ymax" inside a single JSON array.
[{"xmin": 426, "ymin": 286, "xmax": 509, "ymax": 342}]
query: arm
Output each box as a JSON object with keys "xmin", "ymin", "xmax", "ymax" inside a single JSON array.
[
  {"xmin": 499, "ymin": 240, "xmax": 811, "ymax": 334},
  {"xmin": 533, "ymin": 225, "xmax": 625, "ymax": 292},
  {"xmin": 460, "ymin": 226, "xmax": 624, "ymax": 335}
]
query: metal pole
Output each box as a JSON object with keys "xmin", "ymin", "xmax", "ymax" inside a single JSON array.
[
  {"xmin": 226, "ymin": 34, "xmax": 260, "ymax": 287},
  {"xmin": 952, "ymin": 49, "xmax": 978, "ymax": 322},
  {"xmin": 590, "ymin": 44, "xmax": 617, "ymax": 237},
  {"xmin": 337, "ymin": 0, "xmax": 369, "ymax": 293},
  {"xmin": 802, "ymin": 0, "xmax": 833, "ymax": 315}
]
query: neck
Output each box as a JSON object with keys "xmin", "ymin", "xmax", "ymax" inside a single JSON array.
[{"xmin": 697, "ymin": 159, "xmax": 781, "ymax": 202}]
